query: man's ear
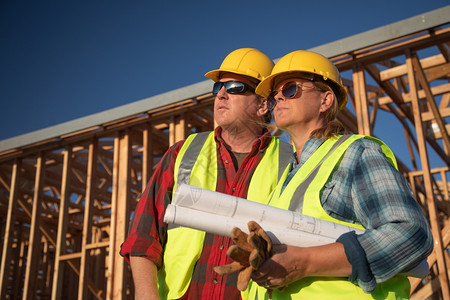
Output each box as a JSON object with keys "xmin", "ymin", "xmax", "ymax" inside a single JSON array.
[
  {"xmin": 257, "ymin": 98, "xmax": 269, "ymax": 117},
  {"xmin": 319, "ymin": 91, "xmax": 334, "ymax": 113}
]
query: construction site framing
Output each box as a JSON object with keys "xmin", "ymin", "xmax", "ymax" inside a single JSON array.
[{"xmin": 0, "ymin": 6, "xmax": 449, "ymax": 300}]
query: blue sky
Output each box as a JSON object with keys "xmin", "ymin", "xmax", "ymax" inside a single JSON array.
[{"xmin": 0, "ymin": 1, "xmax": 448, "ymax": 164}]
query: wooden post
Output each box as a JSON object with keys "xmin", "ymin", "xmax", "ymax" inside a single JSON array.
[
  {"xmin": 411, "ymin": 54, "xmax": 450, "ymax": 157},
  {"xmin": 406, "ymin": 50, "xmax": 450, "ymax": 299},
  {"xmin": 0, "ymin": 159, "xmax": 21, "ymax": 300},
  {"xmin": 352, "ymin": 63, "xmax": 372, "ymax": 135},
  {"xmin": 142, "ymin": 123, "xmax": 154, "ymax": 192},
  {"xmin": 78, "ymin": 140, "xmax": 98, "ymax": 299},
  {"xmin": 106, "ymin": 135, "xmax": 120, "ymax": 299},
  {"xmin": 51, "ymin": 147, "xmax": 72, "ymax": 299},
  {"xmin": 23, "ymin": 153, "xmax": 46, "ymax": 300},
  {"xmin": 440, "ymin": 170, "xmax": 450, "ymax": 216},
  {"xmin": 169, "ymin": 115, "xmax": 186, "ymax": 146},
  {"xmin": 14, "ymin": 225, "xmax": 26, "ymax": 298},
  {"xmin": 108, "ymin": 131, "xmax": 131, "ymax": 299}
]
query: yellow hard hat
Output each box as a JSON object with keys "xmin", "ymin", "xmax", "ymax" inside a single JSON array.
[
  {"xmin": 205, "ymin": 48, "xmax": 274, "ymax": 83},
  {"xmin": 256, "ymin": 50, "xmax": 348, "ymax": 110}
]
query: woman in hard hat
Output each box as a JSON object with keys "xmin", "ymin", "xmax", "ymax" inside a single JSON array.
[{"xmin": 245, "ymin": 50, "xmax": 433, "ymax": 299}]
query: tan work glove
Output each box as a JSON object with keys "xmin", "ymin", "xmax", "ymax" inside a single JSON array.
[{"xmin": 214, "ymin": 221, "xmax": 273, "ymax": 294}]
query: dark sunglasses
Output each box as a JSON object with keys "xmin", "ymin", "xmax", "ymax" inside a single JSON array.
[
  {"xmin": 212, "ymin": 81, "xmax": 255, "ymax": 95},
  {"xmin": 267, "ymin": 81, "xmax": 315, "ymax": 110}
]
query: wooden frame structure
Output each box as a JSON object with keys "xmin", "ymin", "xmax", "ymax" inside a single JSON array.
[{"xmin": 0, "ymin": 6, "xmax": 449, "ymax": 299}]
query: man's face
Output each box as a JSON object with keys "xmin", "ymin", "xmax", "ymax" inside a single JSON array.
[{"xmin": 214, "ymin": 73, "xmax": 263, "ymax": 132}]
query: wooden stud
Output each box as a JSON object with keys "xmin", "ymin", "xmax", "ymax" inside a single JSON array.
[
  {"xmin": 411, "ymin": 53, "xmax": 450, "ymax": 158},
  {"xmin": 78, "ymin": 139, "xmax": 98, "ymax": 299},
  {"xmin": 106, "ymin": 134, "xmax": 120, "ymax": 299},
  {"xmin": 0, "ymin": 159, "xmax": 21, "ymax": 300},
  {"xmin": 142, "ymin": 123, "xmax": 153, "ymax": 192},
  {"xmin": 406, "ymin": 49, "xmax": 450, "ymax": 300},
  {"xmin": 108, "ymin": 130, "xmax": 132, "ymax": 299},
  {"xmin": 352, "ymin": 63, "xmax": 372, "ymax": 135},
  {"xmin": 51, "ymin": 147, "xmax": 72, "ymax": 299},
  {"xmin": 23, "ymin": 153, "xmax": 46, "ymax": 299}
]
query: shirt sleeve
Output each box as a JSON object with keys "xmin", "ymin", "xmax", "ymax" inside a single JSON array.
[
  {"xmin": 119, "ymin": 140, "xmax": 185, "ymax": 269},
  {"xmin": 338, "ymin": 139, "xmax": 433, "ymax": 292}
]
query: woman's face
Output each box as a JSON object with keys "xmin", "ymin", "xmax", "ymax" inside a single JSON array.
[{"xmin": 272, "ymin": 78, "xmax": 325, "ymax": 133}]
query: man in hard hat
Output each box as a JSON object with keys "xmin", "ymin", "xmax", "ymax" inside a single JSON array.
[
  {"xmin": 120, "ymin": 48, "xmax": 292, "ymax": 299},
  {"xmin": 224, "ymin": 50, "xmax": 433, "ymax": 299}
]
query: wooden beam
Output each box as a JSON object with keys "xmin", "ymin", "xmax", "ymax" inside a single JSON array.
[
  {"xmin": 51, "ymin": 147, "xmax": 72, "ymax": 300},
  {"xmin": 379, "ymin": 54, "xmax": 447, "ymax": 81},
  {"xmin": 353, "ymin": 63, "xmax": 372, "ymax": 135},
  {"xmin": 169, "ymin": 115, "xmax": 186, "ymax": 146},
  {"xmin": 78, "ymin": 139, "xmax": 98, "ymax": 299},
  {"xmin": 107, "ymin": 131, "xmax": 131, "ymax": 299},
  {"xmin": 0, "ymin": 159, "xmax": 21, "ymax": 300},
  {"xmin": 142, "ymin": 123, "xmax": 153, "ymax": 192},
  {"xmin": 406, "ymin": 49, "xmax": 450, "ymax": 299},
  {"xmin": 411, "ymin": 53, "xmax": 450, "ymax": 157},
  {"xmin": 14, "ymin": 227, "xmax": 27, "ymax": 299},
  {"xmin": 23, "ymin": 153, "xmax": 46, "ymax": 299}
]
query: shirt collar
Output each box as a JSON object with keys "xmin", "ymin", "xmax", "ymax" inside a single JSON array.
[
  {"xmin": 214, "ymin": 126, "xmax": 272, "ymax": 154},
  {"xmin": 291, "ymin": 137, "xmax": 325, "ymax": 168}
]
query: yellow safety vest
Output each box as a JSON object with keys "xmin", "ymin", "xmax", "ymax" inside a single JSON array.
[
  {"xmin": 245, "ymin": 135, "xmax": 410, "ymax": 300},
  {"xmin": 158, "ymin": 131, "xmax": 293, "ymax": 299}
]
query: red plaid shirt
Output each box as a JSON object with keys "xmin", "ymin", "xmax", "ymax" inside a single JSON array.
[{"xmin": 120, "ymin": 127, "xmax": 274, "ymax": 299}]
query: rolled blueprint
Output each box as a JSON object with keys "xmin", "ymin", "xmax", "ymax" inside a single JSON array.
[
  {"xmin": 164, "ymin": 204, "xmax": 335, "ymax": 246},
  {"xmin": 164, "ymin": 184, "xmax": 429, "ymax": 278},
  {"xmin": 168, "ymin": 183, "xmax": 364, "ymax": 240}
]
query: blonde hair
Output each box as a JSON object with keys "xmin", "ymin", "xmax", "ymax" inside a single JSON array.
[{"xmin": 309, "ymin": 80, "xmax": 346, "ymax": 139}]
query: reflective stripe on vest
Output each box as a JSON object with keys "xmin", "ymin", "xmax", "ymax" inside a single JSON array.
[
  {"xmin": 248, "ymin": 135, "xmax": 410, "ymax": 300},
  {"xmin": 159, "ymin": 131, "xmax": 293, "ymax": 299}
]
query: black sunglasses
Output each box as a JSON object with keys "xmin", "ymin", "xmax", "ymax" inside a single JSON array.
[
  {"xmin": 267, "ymin": 81, "xmax": 315, "ymax": 110},
  {"xmin": 212, "ymin": 81, "xmax": 255, "ymax": 95}
]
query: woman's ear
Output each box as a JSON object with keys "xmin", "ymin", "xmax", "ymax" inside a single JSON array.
[{"xmin": 319, "ymin": 91, "xmax": 335, "ymax": 113}]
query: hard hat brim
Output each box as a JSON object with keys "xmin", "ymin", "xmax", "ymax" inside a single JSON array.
[
  {"xmin": 205, "ymin": 68, "xmax": 263, "ymax": 83},
  {"xmin": 255, "ymin": 72, "xmax": 282, "ymax": 99},
  {"xmin": 204, "ymin": 70, "xmax": 221, "ymax": 82}
]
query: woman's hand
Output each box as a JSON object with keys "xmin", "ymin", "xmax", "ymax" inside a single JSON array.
[
  {"xmin": 251, "ymin": 242, "xmax": 352, "ymax": 289},
  {"xmin": 251, "ymin": 244, "xmax": 305, "ymax": 289}
]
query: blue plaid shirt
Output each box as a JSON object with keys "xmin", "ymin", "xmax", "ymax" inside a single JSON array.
[{"xmin": 283, "ymin": 137, "xmax": 433, "ymax": 293}]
